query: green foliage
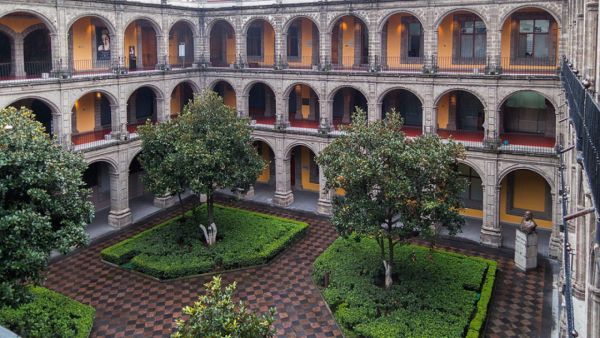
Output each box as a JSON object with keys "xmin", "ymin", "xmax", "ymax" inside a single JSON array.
[
  {"xmin": 139, "ymin": 90, "xmax": 265, "ymax": 227},
  {"xmin": 101, "ymin": 205, "xmax": 307, "ymax": 279},
  {"xmin": 313, "ymin": 237, "xmax": 496, "ymax": 338},
  {"xmin": 0, "ymin": 107, "xmax": 93, "ymax": 306},
  {"xmin": 173, "ymin": 276, "xmax": 276, "ymax": 338},
  {"xmin": 0, "ymin": 286, "xmax": 95, "ymax": 338},
  {"xmin": 316, "ymin": 109, "xmax": 466, "ymax": 287}
]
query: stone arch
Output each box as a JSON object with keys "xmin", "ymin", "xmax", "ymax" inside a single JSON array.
[
  {"xmin": 127, "ymin": 147, "xmax": 144, "ymax": 169},
  {"xmin": 206, "ymin": 18, "xmax": 236, "ymax": 36},
  {"xmin": 499, "ymin": 5, "xmax": 562, "ymax": 29},
  {"xmin": 327, "ymin": 12, "xmax": 370, "ymax": 33},
  {"xmin": 497, "ymin": 164, "xmax": 555, "ymax": 192},
  {"xmin": 283, "ymin": 141, "xmax": 319, "ymax": 160},
  {"xmin": 252, "ymin": 136, "xmax": 276, "ymax": 154},
  {"xmin": 243, "ymin": 80, "xmax": 277, "ymax": 97},
  {"xmin": 170, "ymin": 79, "xmax": 200, "ymax": 96},
  {"xmin": 433, "ymin": 8, "xmax": 490, "ymax": 31},
  {"xmin": 0, "ymin": 23, "xmax": 17, "ymax": 39},
  {"xmin": 433, "ymin": 87, "xmax": 488, "ymax": 110},
  {"xmin": 123, "ymin": 16, "xmax": 163, "ymax": 37},
  {"xmin": 208, "ymin": 78, "xmax": 236, "ymax": 92},
  {"xmin": 6, "ymin": 95, "xmax": 60, "ymax": 115},
  {"xmin": 282, "ymin": 15, "xmax": 321, "ymax": 35},
  {"xmin": 168, "ymin": 18, "xmax": 198, "ymax": 38},
  {"xmin": 6, "ymin": 96, "xmax": 61, "ymax": 136},
  {"xmin": 87, "ymin": 157, "xmax": 119, "ymax": 174},
  {"xmin": 327, "ymin": 84, "xmax": 369, "ymax": 102},
  {"xmin": 242, "ymin": 17, "xmax": 277, "ymax": 35},
  {"xmin": 497, "ymin": 89, "xmax": 558, "ymax": 113},
  {"xmin": 283, "ymin": 82, "xmax": 321, "ymax": 100},
  {"xmin": 66, "ymin": 14, "xmax": 117, "ymax": 37},
  {"xmin": 377, "ymin": 86, "xmax": 425, "ymax": 106},
  {"xmin": 458, "ymin": 159, "xmax": 485, "ymax": 183},
  {"xmin": 377, "ymin": 10, "xmax": 426, "ymax": 33},
  {"xmin": 125, "ymin": 83, "xmax": 165, "ymax": 101},
  {"xmin": 0, "ymin": 9, "xmax": 58, "ymax": 35},
  {"xmin": 70, "ymin": 88, "xmax": 118, "ymax": 110}
]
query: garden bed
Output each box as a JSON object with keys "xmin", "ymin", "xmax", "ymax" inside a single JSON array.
[
  {"xmin": 0, "ymin": 287, "xmax": 95, "ymax": 338},
  {"xmin": 313, "ymin": 237, "xmax": 496, "ymax": 338},
  {"xmin": 101, "ymin": 204, "xmax": 308, "ymax": 280}
]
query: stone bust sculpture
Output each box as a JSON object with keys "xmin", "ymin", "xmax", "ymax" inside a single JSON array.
[{"xmin": 519, "ymin": 211, "xmax": 538, "ymax": 234}]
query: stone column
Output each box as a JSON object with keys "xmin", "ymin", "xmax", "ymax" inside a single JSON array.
[
  {"xmin": 423, "ymin": 105, "xmax": 436, "ymax": 134},
  {"xmin": 108, "ymin": 170, "xmax": 132, "ymax": 227},
  {"xmin": 273, "ymin": 155, "xmax": 294, "ymax": 207},
  {"xmin": 480, "ymin": 162, "xmax": 502, "ymax": 247},
  {"xmin": 110, "ymin": 104, "xmax": 120, "ymax": 138},
  {"xmin": 368, "ymin": 102, "xmax": 379, "ymax": 122},
  {"xmin": 13, "ymin": 36, "xmax": 25, "ymax": 77},
  {"xmin": 155, "ymin": 97, "xmax": 167, "ymax": 122},
  {"xmin": 319, "ymin": 99, "xmax": 333, "ymax": 130},
  {"xmin": 319, "ymin": 11, "xmax": 330, "ymax": 66},
  {"xmin": 484, "ymin": 108, "xmax": 500, "ymax": 147},
  {"xmin": 238, "ymin": 94, "xmax": 249, "ymax": 118},
  {"xmin": 583, "ymin": 1, "xmax": 599, "ymax": 85}
]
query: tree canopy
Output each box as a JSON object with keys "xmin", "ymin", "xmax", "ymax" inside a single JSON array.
[
  {"xmin": 138, "ymin": 91, "xmax": 264, "ymax": 245},
  {"xmin": 316, "ymin": 109, "xmax": 466, "ymax": 288},
  {"xmin": 0, "ymin": 107, "xmax": 93, "ymax": 306}
]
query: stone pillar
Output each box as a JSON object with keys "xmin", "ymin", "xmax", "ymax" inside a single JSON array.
[
  {"xmin": 319, "ymin": 99, "xmax": 333, "ymax": 131},
  {"xmin": 368, "ymin": 102, "xmax": 379, "ymax": 122},
  {"xmin": 549, "ymin": 184, "xmax": 563, "ymax": 259},
  {"xmin": 319, "ymin": 11, "xmax": 330, "ymax": 66},
  {"xmin": 238, "ymin": 94, "xmax": 249, "ymax": 118},
  {"xmin": 423, "ymin": 105, "xmax": 436, "ymax": 134},
  {"xmin": 480, "ymin": 163, "xmax": 502, "ymax": 247},
  {"xmin": 514, "ymin": 230, "xmax": 538, "ymax": 271},
  {"xmin": 583, "ymin": 1, "xmax": 599, "ymax": 85},
  {"xmin": 156, "ymin": 97, "xmax": 167, "ymax": 122},
  {"xmin": 110, "ymin": 104, "xmax": 120, "ymax": 138},
  {"xmin": 484, "ymin": 109, "xmax": 500, "ymax": 147},
  {"xmin": 13, "ymin": 36, "xmax": 25, "ymax": 77},
  {"xmin": 108, "ymin": 170, "xmax": 132, "ymax": 227},
  {"xmin": 273, "ymin": 156, "xmax": 294, "ymax": 207}
]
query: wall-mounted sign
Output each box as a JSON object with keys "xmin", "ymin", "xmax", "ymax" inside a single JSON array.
[{"xmin": 96, "ymin": 27, "xmax": 111, "ymax": 61}]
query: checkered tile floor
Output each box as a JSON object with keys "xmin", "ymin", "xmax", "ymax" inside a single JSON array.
[{"xmin": 44, "ymin": 198, "xmax": 551, "ymax": 337}]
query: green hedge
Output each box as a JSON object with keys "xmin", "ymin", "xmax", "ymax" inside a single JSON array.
[
  {"xmin": 101, "ymin": 204, "xmax": 308, "ymax": 279},
  {"xmin": 313, "ymin": 237, "xmax": 496, "ymax": 338},
  {"xmin": 0, "ymin": 286, "xmax": 95, "ymax": 338}
]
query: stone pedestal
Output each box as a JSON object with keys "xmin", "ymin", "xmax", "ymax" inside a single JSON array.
[
  {"xmin": 153, "ymin": 195, "xmax": 177, "ymax": 209},
  {"xmin": 273, "ymin": 191, "xmax": 294, "ymax": 207},
  {"xmin": 108, "ymin": 208, "xmax": 132, "ymax": 228},
  {"xmin": 514, "ymin": 230, "xmax": 538, "ymax": 271}
]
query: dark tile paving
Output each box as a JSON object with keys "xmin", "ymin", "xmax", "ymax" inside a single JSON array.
[{"xmin": 44, "ymin": 198, "xmax": 551, "ymax": 337}]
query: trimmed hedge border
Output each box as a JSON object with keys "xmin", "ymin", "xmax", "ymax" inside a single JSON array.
[
  {"xmin": 101, "ymin": 204, "xmax": 308, "ymax": 280},
  {"xmin": 0, "ymin": 287, "xmax": 95, "ymax": 338},
  {"xmin": 313, "ymin": 238, "xmax": 497, "ymax": 338}
]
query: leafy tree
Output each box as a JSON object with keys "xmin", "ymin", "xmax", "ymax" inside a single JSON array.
[
  {"xmin": 172, "ymin": 276, "xmax": 276, "ymax": 338},
  {"xmin": 0, "ymin": 107, "xmax": 93, "ymax": 306},
  {"xmin": 316, "ymin": 109, "xmax": 466, "ymax": 289},
  {"xmin": 139, "ymin": 91, "xmax": 264, "ymax": 245}
]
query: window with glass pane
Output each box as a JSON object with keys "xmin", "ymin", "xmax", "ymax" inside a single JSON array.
[
  {"xmin": 247, "ymin": 26, "xmax": 262, "ymax": 57},
  {"xmin": 407, "ymin": 22, "xmax": 421, "ymax": 57},
  {"xmin": 287, "ymin": 25, "xmax": 300, "ymax": 59},
  {"xmin": 517, "ymin": 19, "xmax": 550, "ymax": 58},
  {"xmin": 459, "ymin": 166, "xmax": 483, "ymax": 209},
  {"xmin": 458, "ymin": 17, "xmax": 486, "ymax": 60}
]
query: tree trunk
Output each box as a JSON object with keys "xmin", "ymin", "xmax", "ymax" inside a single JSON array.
[
  {"xmin": 199, "ymin": 190, "xmax": 218, "ymax": 245},
  {"xmin": 385, "ymin": 227, "xmax": 395, "ymax": 289},
  {"xmin": 383, "ymin": 260, "xmax": 393, "ymax": 289},
  {"xmin": 177, "ymin": 192, "xmax": 185, "ymax": 218}
]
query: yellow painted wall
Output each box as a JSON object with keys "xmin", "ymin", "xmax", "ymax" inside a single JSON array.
[
  {"xmin": 300, "ymin": 147, "xmax": 319, "ymax": 192},
  {"xmin": 386, "ymin": 15, "xmax": 403, "ymax": 63},
  {"xmin": 124, "ymin": 23, "xmax": 138, "ymax": 60},
  {"xmin": 74, "ymin": 93, "xmax": 96, "ymax": 133},
  {"xmin": 71, "ymin": 18, "xmax": 93, "ymax": 67},
  {"xmin": 288, "ymin": 19, "xmax": 315, "ymax": 67},
  {"xmin": 341, "ymin": 16, "xmax": 355, "ymax": 66},
  {"xmin": 226, "ymin": 30, "xmax": 236, "ymax": 64},
  {"xmin": 263, "ymin": 22, "xmax": 275, "ymax": 58},
  {"xmin": 223, "ymin": 86, "xmax": 236, "ymax": 108},
  {"xmin": 437, "ymin": 93, "xmax": 450, "ymax": 128},
  {"xmin": 170, "ymin": 85, "xmax": 181, "ymax": 116},
  {"xmin": 500, "ymin": 19, "xmax": 512, "ymax": 60},
  {"xmin": 0, "ymin": 16, "xmax": 42, "ymax": 32},
  {"xmin": 168, "ymin": 30, "xmax": 179, "ymax": 65},
  {"xmin": 460, "ymin": 208, "xmax": 483, "ymax": 218},
  {"xmin": 437, "ymin": 14, "xmax": 454, "ymax": 59},
  {"xmin": 257, "ymin": 143, "xmax": 271, "ymax": 183},
  {"xmin": 500, "ymin": 170, "xmax": 552, "ymax": 228}
]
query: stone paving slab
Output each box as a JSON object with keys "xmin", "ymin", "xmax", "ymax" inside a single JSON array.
[{"xmin": 44, "ymin": 198, "xmax": 551, "ymax": 337}]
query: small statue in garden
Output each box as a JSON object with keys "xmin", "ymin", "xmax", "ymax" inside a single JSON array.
[{"xmin": 519, "ymin": 211, "xmax": 538, "ymax": 234}]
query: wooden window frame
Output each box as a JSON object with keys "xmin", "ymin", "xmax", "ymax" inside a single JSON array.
[
  {"xmin": 287, "ymin": 22, "xmax": 302, "ymax": 62},
  {"xmin": 247, "ymin": 24, "xmax": 264, "ymax": 61},
  {"xmin": 510, "ymin": 12, "xmax": 556, "ymax": 65},
  {"xmin": 460, "ymin": 167, "xmax": 483, "ymax": 210},
  {"xmin": 401, "ymin": 17, "xmax": 424, "ymax": 63},
  {"xmin": 452, "ymin": 14, "xmax": 486, "ymax": 64}
]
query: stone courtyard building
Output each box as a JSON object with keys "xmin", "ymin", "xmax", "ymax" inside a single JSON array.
[{"xmin": 0, "ymin": 0, "xmax": 597, "ymax": 336}]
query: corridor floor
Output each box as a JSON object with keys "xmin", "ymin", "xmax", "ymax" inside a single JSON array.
[{"xmin": 44, "ymin": 198, "xmax": 553, "ymax": 337}]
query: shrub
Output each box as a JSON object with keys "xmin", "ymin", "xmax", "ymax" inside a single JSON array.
[
  {"xmin": 173, "ymin": 276, "xmax": 276, "ymax": 338},
  {"xmin": 0, "ymin": 286, "xmax": 95, "ymax": 338},
  {"xmin": 101, "ymin": 204, "xmax": 308, "ymax": 279},
  {"xmin": 313, "ymin": 237, "xmax": 496, "ymax": 338}
]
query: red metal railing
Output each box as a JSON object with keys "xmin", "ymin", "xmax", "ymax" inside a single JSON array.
[{"xmin": 71, "ymin": 128, "xmax": 112, "ymax": 145}]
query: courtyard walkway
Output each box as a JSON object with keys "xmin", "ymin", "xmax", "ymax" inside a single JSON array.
[{"xmin": 44, "ymin": 198, "xmax": 554, "ymax": 337}]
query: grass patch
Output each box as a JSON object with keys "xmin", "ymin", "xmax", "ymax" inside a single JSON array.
[
  {"xmin": 313, "ymin": 237, "xmax": 496, "ymax": 338},
  {"xmin": 0, "ymin": 287, "xmax": 95, "ymax": 338},
  {"xmin": 101, "ymin": 204, "xmax": 308, "ymax": 279}
]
